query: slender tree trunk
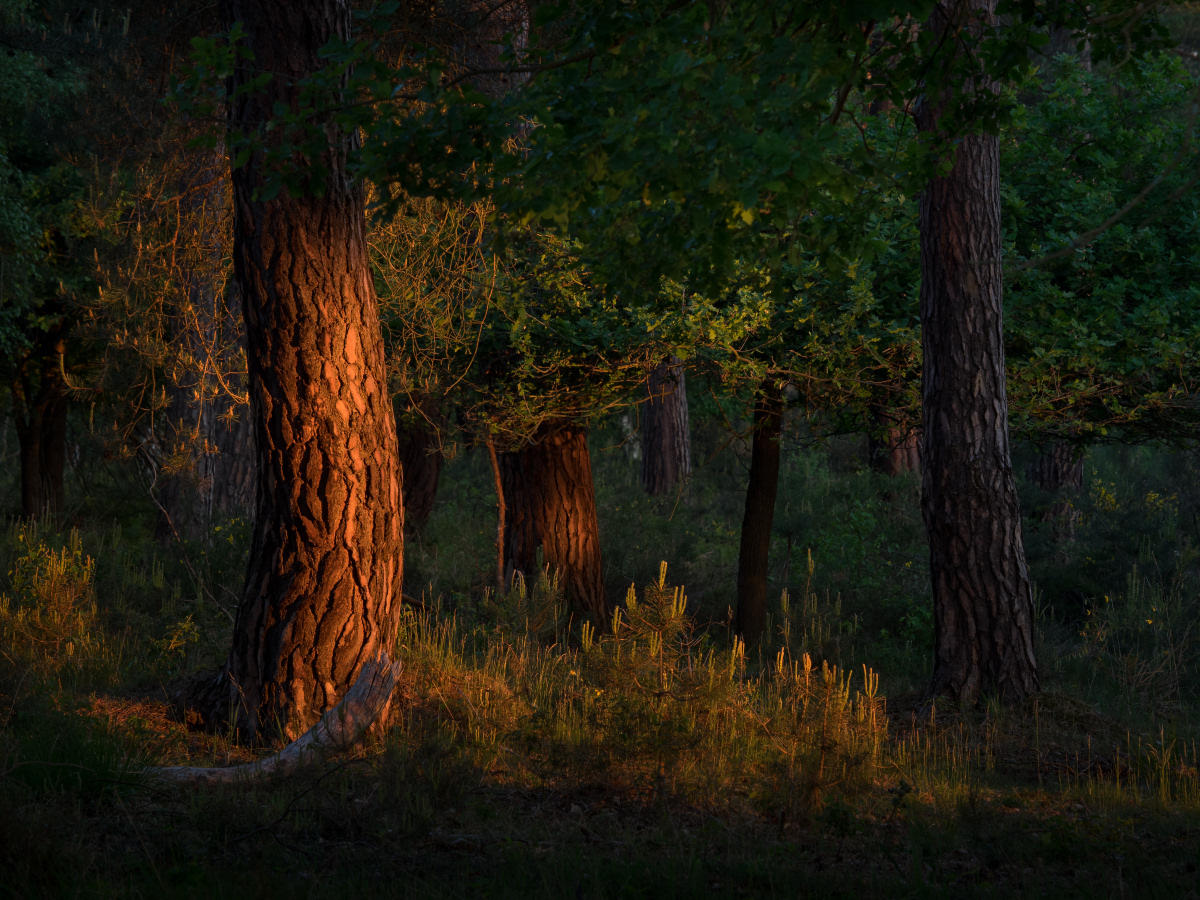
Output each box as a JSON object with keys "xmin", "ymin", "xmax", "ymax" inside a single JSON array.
[
  {"xmin": 188, "ymin": 0, "xmax": 403, "ymax": 742},
  {"xmin": 867, "ymin": 406, "xmax": 920, "ymax": 476},
  {"xmin": 499, "ymin": 448, "xmax": 538, "ymax": 586},
  {"xmin": 12, "ymin": 326, "xmax": 68, "ymax": 519},
  {"xmin": 395, "ymin": 398, "xmax": 444, "ymax": 534},
  {"xmin": 500, "ymin": 424, "xmax": 608, "ymax": 623},
  {"xmin": 156, "ymin": 151, "xmax": 253, "ymax": 543},
  {"xmin": 918, "ymin": 0, "xmax": 1037, "ymax": 704},
  {"xmin": 486, "ymin": 437, "xmax": 506, "ymax": 596},
  {"xmin": 15, "ymin": 421, "xmax": 43, "ymax": 519},
  {"xmin": 735, "ymin": 379, "xmax": 784, "ymax": 645},
  {"xmin": 640, "ymin": 355, "xmax": 691, "ymax": 496}
]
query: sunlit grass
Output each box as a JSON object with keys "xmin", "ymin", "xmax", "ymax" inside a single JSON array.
[{"xmin": 3, "ymin": 440, "xmax": 1200, "ymax": 896}]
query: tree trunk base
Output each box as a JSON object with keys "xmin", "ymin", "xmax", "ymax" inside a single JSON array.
[{"xmin": 162, "ymin": 653, "xmax": 401, "ymax": 782}]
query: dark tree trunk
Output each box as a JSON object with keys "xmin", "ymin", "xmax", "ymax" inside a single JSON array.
[
  {"xmin": 735, "ymin": 379, "xmax": 784, "ymax": 645},
  {"xmin": 640, "ymin": 356, "xmax": 691, "ymax": 496},
  {"xmin": 12, "ymin": 326, "xmax": 68, "ymax": 520},
  {"xmin": 499, "ymin": 448, "xmax": 538, "ymax": 584},
  {"xmin": 210, "ymin": 396, "xmax": 255, "ymax": 518},
  {"xmin": 1026, "ymin": 441, "xmax": 1084, "ymax": 493},
  {"xmin": 157, "ymin": 382, "xmax": 253, "ymax": 543},
  {"xmin": 867, "ymin": 407, "xmax": 920, "ymax": 477},
  {"xmin": 1027, "ymin": 440, "xmax": 1084, "ymax": 542},
  {"xmin": 500, "ymin": 424, "xmax": 608, "ymax": 623},
  {"xmin": 156, "ymin": 152, "xmax": 254, "ymax": 543},
  {"xmin": 486, "ymin": 438, "xmax": 506, "ymax": 595},
  {"xmin": 918, "ymin": 0, "xmax": 1037, "ymax": 705},
  {"xmin": 1047, "ymin": 24, "xmax": 1091, "ymax": 70},
  {"xmin": 189, "ymin": 0, "xmax": 404, "ymax": 743},
  {"xmin": 395, "ymin": 398, "xmax": 444, "ymax": 534}
]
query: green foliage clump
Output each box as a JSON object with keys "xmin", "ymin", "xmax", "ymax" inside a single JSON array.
[
  {"xmin": 0, "ymin": 525, "xmax": 113, "ymax": 694},
  {"xmin": 1004, "ymin": 53, "xmax": 1200, "ymax": 439}
]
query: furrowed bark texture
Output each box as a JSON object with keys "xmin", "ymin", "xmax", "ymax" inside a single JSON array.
[
  {"xmin": 918, "ymin": 0, "xmax": 1037, "ymax": 704},
  {"xmin": 735, "ymin": 380, "xmax": 783, "ymax": 645},
  {"xmin": 192, "ymin": 0, "xmax": 404, "ymax": 742},
  {"xmin": 640, "ymin": 356, "xmax": 691, "ymax": 496},
  {"xmin": 500, "ymin": 424, "xmax": 608, "ymax": 622}
]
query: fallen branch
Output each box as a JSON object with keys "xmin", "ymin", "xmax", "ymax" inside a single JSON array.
[{"xmin": 151, "ymin": 653, "xmax": 402, "ymax": 786}]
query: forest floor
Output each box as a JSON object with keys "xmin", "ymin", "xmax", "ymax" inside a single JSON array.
[
  {"xmin": 5, "ymin": 684, "xmax": 1199, "ymax": 899},
  {"xmin": 3, "ymin": 432, "xmax": 1200, "ymax": 897}
]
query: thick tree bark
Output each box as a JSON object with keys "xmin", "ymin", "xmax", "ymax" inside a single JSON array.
[
  {"xmin": 640, "ymin": 356, "xmax": 691, "ymax": 496},
  {"xmin": 499, "ymin": 424, "xmax": 608, "ymax": 622},
  {"xmin": 188, "ymin": 0, "xmax": 404, "ymax": 743},
  {"xmin": 918, "ymin": 0, "xmax": 1037, "ymax": 704},
  {"xmin": 735, "ymin": 379, "xmax": 784, "ymax": 645},
  {"xmin": 395, "ymin": 398, "xmax": 443, "ymax": 534},
  {"xmin": 11, "ymin": 326, "xmax": 68, "ymax": 520}
]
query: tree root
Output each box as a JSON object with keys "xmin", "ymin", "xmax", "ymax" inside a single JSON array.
[{"xmin": 152, "ymin": 653, "xmax": 401, "ymax": 786}]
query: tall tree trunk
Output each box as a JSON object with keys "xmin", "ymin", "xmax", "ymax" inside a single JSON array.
[
  {"xmin": 11, "ymin": 325, "xmax": 68, "ymax": 520},
  {"xmin": 188, "ymin": 0, "xmax": 404, "ymax": 743},
  {"xmin": 500, "ymin": 424, "xmax": 608, "ymax": 623},
  {"xmin": 918, "ymin": 0, "xmax": 1037, "ymax": 704},
  {"xmin": 395, "ymin": 398, "xmax": 444, "ymax": 534},
  {"xmin": 735, "ymin": 379, "xmax": 783, "ymax": 645},
  {"xmin": 640, "ymin": 355, "xmax": 691, "ymax": 496}
]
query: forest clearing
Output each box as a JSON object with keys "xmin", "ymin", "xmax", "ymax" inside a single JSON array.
[{"xmin": 3, "ymin": 1, "xmax": 1200, "ymax": 897}]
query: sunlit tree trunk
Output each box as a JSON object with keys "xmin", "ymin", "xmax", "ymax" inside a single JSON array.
[
  {"xmin": 735, "ymin": 379, "xmax": 783, "ymax": 645},
  {"xmin": 188, "ymin": 0, "xmax": 403, "ymax": 742},
  {"xmin": 640, "ymin": 355, "xmax": 691, "ymax": 496},
  {"xmin": 918, "ymin": 0, "xmax": 1037, "ymax": 704},
  {"xmin": 500, "ymin": 423, "xmax": 608, "ymax": 623}
]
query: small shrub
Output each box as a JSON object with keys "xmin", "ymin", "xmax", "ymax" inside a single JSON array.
[{"xmin": 0, "ymin": 525, "xmax": 114, "ymax": 694}]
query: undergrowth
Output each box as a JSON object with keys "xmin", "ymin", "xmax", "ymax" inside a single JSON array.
[{"xmin": 2, "ymin": 436, "xmax": 1200, "ymax": 896}]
